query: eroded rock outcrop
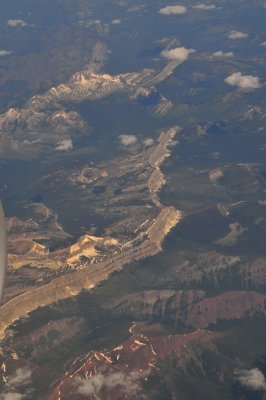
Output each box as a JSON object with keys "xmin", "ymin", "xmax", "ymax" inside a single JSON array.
[
  {"xmin": 170, "ymin": 252, "xmax": 266, "ymax": 289},
  {"xmin": 186, "ymin": 290, "xmax": 266, "ymax": 328},
  {"xmin": 106, "ymin": 290, "xmax": 206, "ymax": 322},
  {"xmin": 106, "ymin": 289, "xmax": 266, "ymax": 329}
]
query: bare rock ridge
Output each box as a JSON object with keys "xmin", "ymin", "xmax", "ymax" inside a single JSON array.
[
  {"xmin": 106, "ymin": 290, "xmax": 266, "ymax": 329},
  {"xmin": 158, "ymin": 251, "xmax": 266, "ymax": 290},
  {"xmin": 141, "ymin": 59, "xmax": 182, "ymax": 87},
  {"xmin": 8, "ymin": 231, "xmax": 118, "ymax": 271},
  {"xmin": 148, "ymin": 127, "xmax": 177, "ymax": 207},
  {"xmin": 0, "ymin": 44, "xmax": 175, "ymax": 159},
  {"xmin": 0, "ymin": 127, "xmax": 182, "ymax": 339},
  {"xmin": 0, "ymin": 43, "xmax": 106, "ymax": 158}
]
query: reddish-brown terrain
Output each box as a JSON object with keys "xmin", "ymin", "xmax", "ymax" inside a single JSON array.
[
  {"xmin": 43, "ymin": 289, "xmax": 266, "ymax": 399},
  {"xmin": 46, "ymin": 328, "xmax": 216, "ymax": 400},
  {"xmin": 106, "ymin": 290, "xmax": 266, "ymax": 328}
]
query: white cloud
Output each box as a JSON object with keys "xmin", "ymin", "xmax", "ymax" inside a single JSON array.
[
  {"xmin": 212, "ymin": 51, "xmax": 234, "ymax": 57},
  {"xmin": 119, "ymin": 134, "xmax": 138, "ymax": 146},
  {"xmin": 161, "ymin": 46, "xmax": 194, "ymax": 62},
  {"xmin": 0, "ymin": 393, "xmax": 25, "ymax": 400},
  {"xmin": 260, "ymin": 41, "xmax": 266, "ymax": 46},
  {"xmin": 193, "ymin": 3, "xmax": 217, "ymax": 10},
  {"xmin": 111, "ymin": 19, "xmax": 121, "ymax": 24},
  {"xmin": 77, "ymin": 371, "xmax": 139, "ymax": 397},
  {"xmin": 169, "ymin": 140, "xmax": 179, "ymax": 147},
  {"xmin": 228, "ymin": 30, "xmax": 248, "ymax": 39},
  {"xmin": 55, "ymin": 139, "xmax": 73, "ymax": 151},
  {"xmin": 236, "ymin": 368, "xmax": 266, "ymax": 391},
  {"xmin": 225, "ymin": 72, "xmax": 261, "ymax": 91},
  {"xmin": 0, "ymin": 50, "xmax": 11, "ymax": 56},
  {"xmin": 159, "ymin": 5, "xmax": 187, "ymax": 15},
  {"xmin": 78, "ymin": 373, "xmax": 104, "ymax": 396},
  {"xmin": 143, "ymin": 138, "xmax": 154, "ymax": 147},
  {"xmin": 7, "ymin": 19, "xmax": 34, "ymax": 28},
  {"xmin": 8, "ymin": 368, "xmax": 32, "ymax": 388},
  {"xmin": 0, "ymin": 368, "xmax": 34, "ymax": 400}
]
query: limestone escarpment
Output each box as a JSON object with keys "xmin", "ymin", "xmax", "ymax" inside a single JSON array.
[{"xmin": 8, "ymin": 232, "xmax": 119, "ymax": 270}]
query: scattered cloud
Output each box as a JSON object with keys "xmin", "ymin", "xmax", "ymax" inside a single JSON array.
[
  {"xmin": 119, "ymin": 134, "xmax": 138, "ymax": 146},
  {"xmin": 193, "ymin": 3, "xmax": 217, "ymax": 10},
  {"xmin": 8, "ymin": 368, "xmax": 32, "ymax": 388},
  {"xmin": 236, "ymin": 368, "xmax": 266, "ymax": 391},
  {"xmin": 0, "ymin": 393, "xmax": 25, "ymax": 400},
  {"xmin": 228, "ymin": 30, "xmax": 248, "ymax": 39},
  {"xmin": 55, "ymin": 139, "xmax": 73, "ymax": 151},
  {"xmin": 0, "ymin": 369, "xmax": 33, "ymax": 400},
  {"xmin": 260, "ymin": 41, "xmax": 266, "ymax": 46},
  {"xmin": 143, "ymin": 138, "xmax": 154, "ymax": 147},
  {"xmin": 7, "ymin": 19, "xmax": 34, "ymax": 28},
  {"xmin": 169, "ymin": 140, "xmax": 179, "ymax": 147},
  {"xmin": 77, "ymin": 370, "xmax": 139, "ymax": 397},
  {"xmin": 78, "ymin": 373, "xmax": 105, "ymax": 396},
  {"xmin": 161, "ymin": 46, "xmax": 194, "ymax": 62},
  {"xmin": 225, "ymin": 72, "xmax": 261, "ymax": 91},
  {"xmin": 159, "ymin": 5, "xmax": 187, "ymax": 15},
  {"xmin": 212, "ymin": 51, "xmax": 234, "ymax": 57},
  {"xmin": 0, "ymin": 50, "xmax": 11, "ymax": 56},
  {"xmin": 111, "ymin": 19, "xmax": 121, "ymax": 24}
]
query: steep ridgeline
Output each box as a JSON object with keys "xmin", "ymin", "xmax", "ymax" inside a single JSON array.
[
  {"xmin": 106, "ymin": 289, "xmax": 266, "ymax": 329},
  {"xmin": 0, "ymin": 128, "xmax": 182, "ymax": 339}
]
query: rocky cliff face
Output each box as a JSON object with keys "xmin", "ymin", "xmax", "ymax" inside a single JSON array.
[
  {"xmin": 106, "ymin": 289, "xmax": 205, "ymax": 322},
  {"xmin": 185, "ymin": 290, "xmax": 266, "ymax": 328},
  {"xmin": 106, "ymin": 290, "xmax": 266, "ymax": 329},
  {"xmin": 155, "ymin": 250, "xmax": 266, "ymax": 290}
]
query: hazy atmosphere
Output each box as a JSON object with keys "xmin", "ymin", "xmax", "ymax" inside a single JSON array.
[{"xmin": 0, "ymin": 0, "xmax": 266, "ymax": 399}]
